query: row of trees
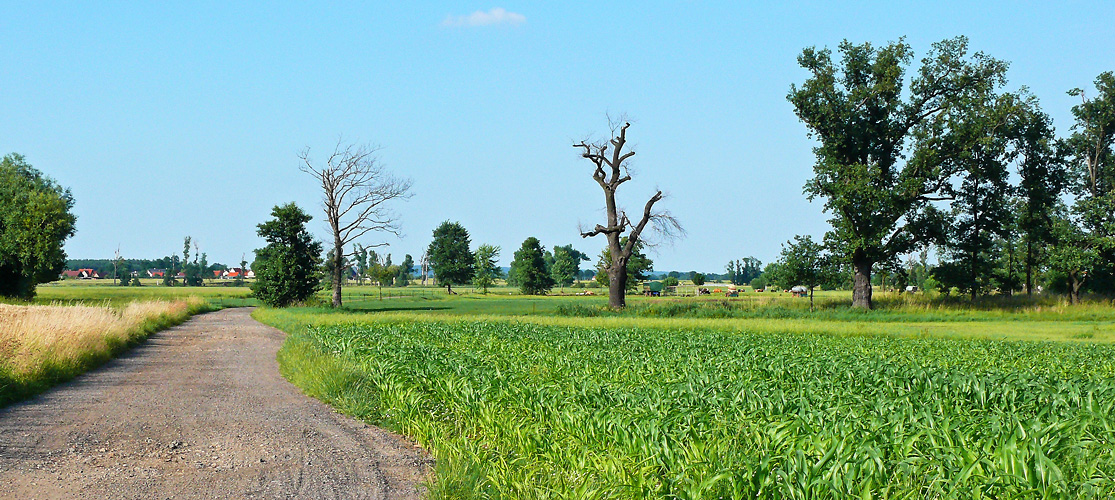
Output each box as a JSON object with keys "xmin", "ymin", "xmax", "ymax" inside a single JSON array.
[
  {"xmin": 724, "ymin": 258, "xmax": 763, "ymax": 286},
  {"xmin": 352, "ymin": 245, "xmax": 414, "ymax": 289},
  {"xmin": 425, "ymin": 221, "xmax": 596, "ymax": 296},
  {"xmin": 134, "ymin": 237, "xmax": 246, "ymax": 288},
  {"xmin": 789, "ymin": 36, "xmax": 1114, "ymax": 308},
  {"xmin": 658, "ymin": 271, "xmax": 708, "ymax": 286},
  {"xmin": 65, "ymin": 257, "xmax": 237, "ymax": 284},
  {"xmin": 258, "ymin": 121, "xmax": 678, "ymax": 309}
]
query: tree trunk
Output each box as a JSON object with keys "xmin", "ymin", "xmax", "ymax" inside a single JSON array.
[
  {"xmin": 809, "ymin": 286, "xmax": 814, "ymax": 312},
  {"xmin": 1005, "ymin": 241, "xmax": 1014, "ymax": 297},
  {"xmin": 608, "ymin": 264, "xmax": 627, "ymax": 309},
  {"xmin": 1070, "ymin": 274, "xmax": 1082, "ymax": 304},
  {"xmin": 852, "ymin": 251, "xmax": 873, "ymax": 309},
  {"xmin": 970, "ymin": 250, "xmax": 978, "ymax": 302},
  {"xmin": 1025, "ymin": 238, "xmax": 1033, "ymax": 296},
  {"xmin": 332, "ymin": 241, "xmax": 343, "ymax": 308}
]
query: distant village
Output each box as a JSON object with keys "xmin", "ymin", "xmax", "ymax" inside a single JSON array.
[{"xmin": 60, "ymin": 268, "xmax": 254, "ymax": 281}]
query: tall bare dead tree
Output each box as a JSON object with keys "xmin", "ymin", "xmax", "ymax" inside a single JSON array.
[
  {"xmin": 575, "ymin": 120, "xmax": 682, "ymax": 308},
  {"xmin": 300, "ymin": 141, "xmax": 412, "ymax": 307}
]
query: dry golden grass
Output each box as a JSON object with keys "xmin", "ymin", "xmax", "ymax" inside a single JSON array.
[{"xmin": 0, "ymin": 298, "xmax": 209, "ymax": 405}]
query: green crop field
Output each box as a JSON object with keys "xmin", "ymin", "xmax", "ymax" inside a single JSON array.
[{"xmin": 256, "ymin": 291, "xmax": 1115, "ymax": 499}]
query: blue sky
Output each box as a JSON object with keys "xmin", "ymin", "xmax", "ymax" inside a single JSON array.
[{"xmin": 3, "ymin": 2, "xmax": 1113, "ymax": 272}]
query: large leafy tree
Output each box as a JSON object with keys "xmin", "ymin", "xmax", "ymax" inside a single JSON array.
[
  {"xmin": 788, "ymin": 36, "xmax": 1008, "ymax": 309},
  {"xmin": 1013, "ymin": 101, "xmax": 1067, "ymax": 295},
  {"xmin": 427, "ymin": 221, "xmax": 474, "ymax": 293},
  {"xmin": 1062, "ymin": 71, "xmax": 1115, "ymax": 296},
  {"xmin": 0, "ymin": 154, "xmax": 77, "ymax": 300},
  {"xmin": 772, "ymin": 235, "xmax": 840, "ymax": 311},
  {"xmin": 940, "ymin": 94, "xmax": 1018, "ymax": 299},
  {"xmin": 251, "ymin": 203, "xmax": 323, "ymax": 307},
  {"xmin": 1047, "ymin": 213, "xmax": 1098, "ymax": 304},
  {"xmin": 472, "ymin": 244, "xmax": 502, "ymax": 294},
  {"xmin": 549, "ymin": 244, "xmax": 588, "ymax": 291},
  {"xmin": 397, "ymin": 254, "xmax": 414, "ymax": 286},
  {"xmin": 510, "ymin": 237, "xmax": 554, "ymax": 295}
]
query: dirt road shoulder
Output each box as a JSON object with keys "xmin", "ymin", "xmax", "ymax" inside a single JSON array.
[{"xmin": 0, "ymin": 307, "xmax": 432, "ymax": 499}]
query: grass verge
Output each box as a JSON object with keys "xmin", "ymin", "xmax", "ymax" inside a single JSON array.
[{"xmin": 0, "ymin": 297, "xmax": 213, "ymax": 406}]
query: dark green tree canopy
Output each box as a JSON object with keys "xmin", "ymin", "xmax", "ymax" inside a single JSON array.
[
  {"xmin": 788, "ymin": 36, "xmax": 1009, "ymax": 308},
  {"xmin": 251, "ymin": 203, "xmax": 323, "ymax": 307},
  {"xmin": 726, "ymin": 257, "xmax": 762, "ymax": 286},
  {"xmin": 510, "ymin": 237, "xmax": 554, "ymax": 295},
  {"xmin": 1013, "ymin": 100, "xmax": 1067, "ymax": 295},
  {"xmin": 0, "ymin": 153, "xmax": 77, "ymax": 299},
  {"xmin": 1067, "ymin": 73, "xmax": 1115, "ymax": 249},
  {"xmin": 939, "ymin": 93, "xmax": 1019, "ymax": 298},
  {"xmin": 550, "ymin": 244, "xmax": 588, "ymax": 287},
  {"xmin": 427, "ymin": 221, "xmax": 474, "ymax": 287},
  {"xmin": 772, "ymin": 235, "xmax": 841, "ymax": 310},
  {"xmin": 396, "ymin": 253, "xmax": 414, "ymax": 286},
  {"xmin": 472, "ymin": 244, "xmax": 502, "ymax": 294},
  {"xmin": 689, "ymin": 272, "xmax": 706, "ymax": 286},
  {"xmin": 1046, "ymin": 211, "xmax": 1098, "ymax": 304},
  {"xmin": 1067, "ymin": 71, "xmax": 1115, "ymax": 201},
  {"xmin": 1054, "ymin": 71, "xmax": 1115, "ymax": 297}
]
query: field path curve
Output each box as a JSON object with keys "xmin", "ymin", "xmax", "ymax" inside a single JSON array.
[{"xmin": 0, "ymin": 307, "xmax": 431, "ymax": 499}]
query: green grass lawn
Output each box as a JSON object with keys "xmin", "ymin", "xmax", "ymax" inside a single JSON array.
[{"xmin": 33, "ymin": 279, "xmax": 257, "ymax": 308}]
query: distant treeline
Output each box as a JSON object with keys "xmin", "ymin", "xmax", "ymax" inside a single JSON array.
[{"xmin": 66, "ymin": 258, "xmax": 230, "ymax": 278}]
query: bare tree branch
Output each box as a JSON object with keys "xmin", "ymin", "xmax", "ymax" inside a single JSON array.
[
  {"xmin": 300, "ymin": 140, "xmax": 413, "ymax": 307},
  {"xmin": 574, "ymin": 120, "xmax": 683, "ymax": 308}
]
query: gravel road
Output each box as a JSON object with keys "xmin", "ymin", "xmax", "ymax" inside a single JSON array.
[{"xmin": 0, "ymin": 307, "xmax": 432, "ymax": 499}]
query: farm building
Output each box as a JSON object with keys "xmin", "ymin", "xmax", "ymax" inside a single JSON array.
[
  {"xmin": 217, "ymin": 268, "xmax": 253, "ymax": 279},
  {"xmin": 60, "ymin": 269, "xmax": 100, "ymax": 279}
]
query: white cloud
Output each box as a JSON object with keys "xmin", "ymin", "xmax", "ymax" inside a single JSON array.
[{"xmin": 441, "ymin": 8, "xmax": 526, "ymax": 27}]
